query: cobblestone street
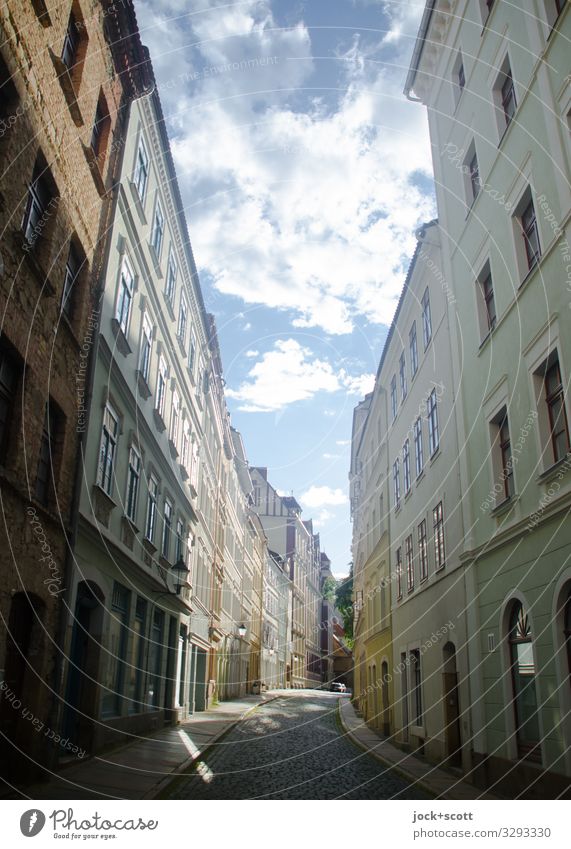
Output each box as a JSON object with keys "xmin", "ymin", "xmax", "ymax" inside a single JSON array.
[{"xmin": 165, "ymin": 693, "xmax": 431, "ymax": 800}]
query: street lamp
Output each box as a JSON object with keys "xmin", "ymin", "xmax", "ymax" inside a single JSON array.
[
  {"xmin": 172, "ymin": 556, "xmax": 190, "ymax": 595},
  {"xmin": 238, "ymin": 623, "xmax": 247, "ymax": 638}
]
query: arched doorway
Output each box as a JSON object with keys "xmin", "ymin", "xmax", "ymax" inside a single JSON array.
[
  {"xmin": 63, "ymin": 581, "xmax": 104, "ymax": 754},
  {"xmin": 0, "ymin": 592, "xmax": 47, "ymax": 781},
  {"xmin": 442, "ymin": 642, "xmax": 462, "ymax": 767},
  {"xmin": 508, "ymin": 601, "xmax": 541, "ymax": 761}
]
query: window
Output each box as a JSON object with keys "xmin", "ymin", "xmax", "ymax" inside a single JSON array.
[
  {"xmin": 98, "ymin": 403, "xmax": 118, "ymax": 495},
  {"xmin": 145, "ymin": 474, "xmax": 158, "ymax": 542},
  {"xmin": 61, "ymin": 242, "xmax": 83, "ymax": 319},
  {"xmin": 418, "ymin": 519, "xmax": 428, "ymax": 581},
  {"xmin": 133, "ymin": 137, "xmax": 149, "ymax": 201},
  {"xmin": 521, "ymin": 197, "xmax": 541, "ymax": 271},
  {"xmin": 116, "ymin": 257, "xmax": 135, "ymax": 336},
  {"xmin": 155, "ymin": 356, "xmax": 167, "ymax": 417},
  {"xmin": 409, "ymin": 322, "xmax": 418, "ymax": 377},
  {"xmin": 393, "ymin": 459, "xmax": 401, "ymax": 511},
  {"xmin": 414, "ymin": 417, "xmax": 424, "ymax": 477},
  {"xmin": 433, "ymin": 501, "xmax": 445, "ymax": 570},
  {"xmin": 0, "ymin": 346, "xmax": 19, "ymax": 461},
  {"xmin": 452, "ymin": 50, "xmax": 465, "ymax": 109},
  {"xmin": 411, "ymin": 649, "xmax": 422, "ymax": 725},
  {"xmin": 396, "ymin": 547, "xmax": 403, "ymax": 600},
  {"xmin": 501, "ymin": 69, "xmax": 517, "ymax": 128},
  {"xmin": 545, "ymin": 359, "xmax": 570, "ymax": 463},
  {"xmin": 101, "ymin": 582, "xmax": 130, "ymax": 717},
  {"xmin": 508, "ymin": 602, "xmax": 541, "ymax": 760},
  {"xmin": 406, "ymin": 534, "xmax": 414, "ymax": 593},
  {"xmin": 499, "ymin": 413, "xmax": 515, "ymax": 499},
  {"xmin": 170, "ymin": 390, "xmax": 180, "ymax": 446},
  {"xmin": 125, "ymin": 445, "xmax": 141, "ymax": 522},
  {"xmin": 427, "ymin": 389, "xmax": 439, "ymax": 456},
  {"xmin": 162, "ymin": 498, "xmax": 173, "ymax": 560},
  {"xmin": 477, "ymin": 266, "xmax": 496, "ymax": 335},
  {"xmin": 390, "ymin": 375, "xmax": 397, "ymax": 421},
  {"xmin": 90, "ymin": 93, "xmax": 110, "ymax": 163},
  {"xmin": 127, "ymin": 596, "xmax": 147, "ymax": 713},
  {"xmin": 177, "ymin": 295, "xmax": 188, "ymax": 347},
  {"xmin": 399, "ymin": 352, "xmax": 407, "ymax": 400},
  {"xmin": 150, "ymin": 201, "xmax": 164, "ymax": 258},
  {"xmin": 403, "ymin": 439, "xmax": 411, "ymax": 495},
  {"xmin": 35, "ymin": 403, "xmax": 58, "ymax": 505},
  {"xmin": 545, "ymin": 0, "xmax": 566, "ymax": 27},
  {"xmin": 421, "ymin": 288, "xmax": 432, "ymax": 349},
  {"xmin": 181, "ymin": 420, "xmax": 190, "ymax": 472},
  {"xmin": 61, "ymin": 10, "xmax": 80, "ymax": 71},
  {"xmin": 188, "ymin": 330, "xmax": 197, "ymax": 376},
  {"xmin": 139, "ymin": 314, "xmax": 153, "ymax": 383},
  {"xmin": 176, "ymin": 518, "xmax": 185, "ymax": 563},
  {"xmin": 469, "ymin": 151, "xmax": 480, "ymax": 202},
  {"xmin": 22, "ymin": 159, "xmax": 54, "ymax": 247},
  {"xmin": 458, "ymin": 60, "xmax": 465, "ymax": 92},
  {"xmin": 165, "ymin": 248, "xmax": 177, "ymax": 304}
]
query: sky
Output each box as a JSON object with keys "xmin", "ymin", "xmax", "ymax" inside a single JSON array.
[{"xmin": 134, "ymin": 0, "xmax": 436, "ymax": 577}]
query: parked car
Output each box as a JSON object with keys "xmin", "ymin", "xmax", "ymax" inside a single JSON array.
[{"xmin": 330, "ymin": 682, "xmax": 347, "ymax": 693}]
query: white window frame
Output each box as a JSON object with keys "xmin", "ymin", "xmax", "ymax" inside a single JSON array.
[
  {"xmin": 422, "ymin": 288, "xmax": 432, "ymax": 349},
  {"xmin": 97, "ymin": 403, "xmax": 119, "ymax": 496},
  {"xmin": 139, "ymin": 313, "xmax": 153, "ymax": 383},
  {"xmin": 150, "ymin": 199, "xmax": 165, "ymax": 259},
  {"xmin": 133, "ymin": 136, "xmax": 149, "ymax": 202},
  {"xmin": 156, "ymin": 356, "xmax": 168, "ymax": 417},
  {"xmin": 115, "ymin": 256, "xmax": 135, "ymax": 336},
  {"xmin": 427, "ymin": 389, "xmax": 439, "ymax": 457}
]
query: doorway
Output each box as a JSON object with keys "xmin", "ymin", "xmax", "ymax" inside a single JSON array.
[{"xmin": 442, "ymin": 642, "xmax": 462, "ymax": 767}]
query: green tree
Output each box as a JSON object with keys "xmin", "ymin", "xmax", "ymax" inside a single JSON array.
[
  {"xmin": 322, "ymin": 576, "xmax": 337, "ymax": 604},
  {"xmin": 335, "ymin": 568, "xmax": 354, "ymax": 646}
]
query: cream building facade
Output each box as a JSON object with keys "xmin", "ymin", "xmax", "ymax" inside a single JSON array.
[{"xmin": 406, "ymin": 0, "xmax": 571, "ymax": 795}]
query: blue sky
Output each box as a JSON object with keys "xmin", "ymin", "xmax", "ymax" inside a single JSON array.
[{"xmin": 134, "ymin": 0, "xmax": 436, "ymax": 576}]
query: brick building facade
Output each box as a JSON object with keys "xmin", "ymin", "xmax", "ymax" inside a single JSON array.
[{"xmin": 0, "ymin": 0, "xmax": 147, "ymax": 784}]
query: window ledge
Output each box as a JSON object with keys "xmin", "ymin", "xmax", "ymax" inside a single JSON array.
[
  {"xmin": 179, "ymin": 464, "xmax": 189, "ymax": 481},
  {"xmin": 129, "ymin": 181, "xmax": 147, "ymax": 225},
  {"xmin": 416, "ymin": 469, "xmax": 425, "ymax": 484},
  {"xmin": 429, "ymin": 446, "xmax": 441, "ymax": 465},
  {"xmin": 518, "ymin": 260, "xmax": 541, "ymax": 291},
  {"xmin": 187, "ymin": 366, "xmax": 196, "ymax": 387},
  {"xmin": 490, "ymin": 494, "xmax": 518, "ymax": 518},
  {"xmin": 168, "ymin": 438, "xmax": 179, "ymax": 460},
  {"xmin": 49, "ymin": 49, "xmax": 83, "ymax": 127},
  {"xmin": 19, "ymin": 236, "xmax": 56, "ymax": 296},
  {"xmin": 82, "ymin": 142, "xmax": 106, "ymax": 197},
  {"xmin": 143, "ymin": 537, "xmax": 158, "ymax": 555},
  {"xmin": 404, "ymin": 488, "xmax": 412, "ymax": 502},
  {"xmin": 92, "ymin": 485, "xmax": 116, "ymax": 528},
  {"xmin": 163, "ymin": 294, "xmax": 175, "ymax": 322},
  {"xmin": 31, "ymin": 0, "xmax": 52, "ymax": 26},
  {"xmin": 153, "ymin": 408, "xmax": 167, "ymax": 433},
  {"xmin": 394, "ymin": 504, "xmax": 402, "ymax": 516},
  {"xmin": 136, "ymin": 369, "xmax": 152, "ymax": 400},
  {"xmin": 435, "ymin": 563, "xmax": 446, "ymax": 574},
  {"xmin": 148, "ymin": 242, "xmax": 163, "ymax": 278},
  {"xmin": 536, "ymin": 453, "xmax": 571, "ymax": 486},
  {"xmin": 122, "ymin": 514, "xmax": 140, "ymax": 535},
  {"xmin": 110, "ymin": 318, "xmax": 132, "ymax": 356},
  {"xmin": 177, "ymin": 335, "xmax": 187, "ymax": 358}
]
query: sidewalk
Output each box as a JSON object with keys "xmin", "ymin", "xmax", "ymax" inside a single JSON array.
[
  {"xmin": 339, "ymin": 697, "xmax": 499, "ymax": 800},
  {"xmin": 14, "ymin": 693, "xmax": 278, "ymax": 800}
]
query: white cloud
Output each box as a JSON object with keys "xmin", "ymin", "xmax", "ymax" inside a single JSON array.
[
  {"xmin": 300, "ymin": 486, "xmax": 348, "ymax": 509},
  {"xmin": 245, "ymin": 349, "xmax": 259, "ymax": 357},
  {"xmin": 226, "ymin": 339, "xmax": 373, "ymax": 412},
  {"xmin": 322, "ymin": 453, "xmax": 341, "ymax": 460},
  {"xmin": 313, "ymin": 509, "xmax": 334, "ymax": 528},
  {"xmin": 226, "ymin": 339, "xmax": 339, "ymax": 412},
  {"xmin": 136, "ymin": 0, "xmax": 435, "ymax": 336},
  {"xmin": 336, "ymin": 439, "xmax": 351, "ymax": 446},
  {"xmin": 340, "ymin": 370, "xmax": 376, "ymax": 396}
]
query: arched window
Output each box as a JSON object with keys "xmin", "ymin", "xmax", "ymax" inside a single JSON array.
[{"xmin": 508, "ymin": 602, "xmax": 541, "ymax": 761}]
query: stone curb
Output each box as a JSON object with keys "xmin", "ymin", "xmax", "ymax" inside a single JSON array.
[{"xmin": 147, "ymin": 694, "xmax": 282, "ymax": 799}]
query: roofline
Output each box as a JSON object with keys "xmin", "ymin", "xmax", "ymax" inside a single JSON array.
[{"xmin": 403, "ymin": 0, "xmax": 436, "ymax": 98}]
